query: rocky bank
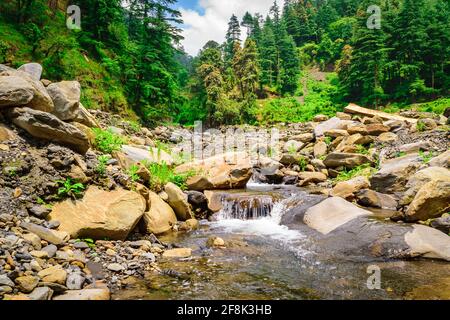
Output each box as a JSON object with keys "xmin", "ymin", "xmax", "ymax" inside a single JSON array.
[{"xmin": 0, "ymin": 63, "xmax": 449, "ymax": 300}]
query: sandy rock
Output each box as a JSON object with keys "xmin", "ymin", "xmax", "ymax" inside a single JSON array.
[
  {"xmin": 428, "ymin": 150, "xmax": 450, "ymax": 168},
  {"xmin": 175, "ymin": 152, "xmax": 252, "ymax": 191},
  {"xmin": 53, "ymin": 288, "xmax": 110, "ymax": 300},
  {"xmin": 162, "ymin": 248, "xmax": 192, "ymax": 259},
  {"xmin": 48, "ymin": 186, "xmax": 146, "ymax": 240},
  {"xmin": 298, "ymin": 172, "xmax": 327, "ymax": 186},
  {"xmin": 313, "ymin": 141, "xmax": 327, "ymax": 158},
  {"xmin": 20, "ymin": 222, "xmax": 70, "ymax": 245},
  {"xmin": 15, "ymin": 276, "xmax": 40, "ymax": 293},
  {"xmin": 0, "ymin": 76, "xmax": 34, "ymax": 107},
  {"xmin": 356, "ymin": 189, "xmax": 398, "ymax": 210},
  {"xmin": 142, "ymin": 191, "xmax": 177, "ymax": 235},
  {"xmin": 73, "ymin": 104, "xmax": 100, "ymax": 128},
  {"xmin": 377, "ymin": 132, "xmax": 398, "ymax": 143},
  {"xmin": 38, "ymin": 265, "xmax": 67, "ymax": 285},
  {"xmin": 165, "ymin": 183, "xmax": 193, "ymax": 221},
  {"xmin": 114, "ymin": 145, "xmax": 174, "ymax": 169},
  {"xmin": 344, "ymin": 104, "xmax": 417, "ymax": 124},
  {"xmin": 330, "ymin": 176, "xmax": 370, "ymax": 200},
  {"xmin": 17, "ymin": 63, "xmax": 42, "ymax": 81}
]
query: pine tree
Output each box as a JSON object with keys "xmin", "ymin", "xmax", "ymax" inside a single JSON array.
[
  {"xmin": 241, "ymin": 12, "xmax": 254, "ymax": 37},
  {"xmin": 278, "ymin": 28, "xmax": 300, "ymax": 95},
  {"xmin": 259, "ymin": 17, "xmax": 278, "ymax": 88},
  {"xmin": 225, "ymin": 14, "xmax": 242, "ymax": 63}
]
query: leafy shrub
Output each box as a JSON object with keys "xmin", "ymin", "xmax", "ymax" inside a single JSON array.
[
  {"xmin": 145, "ymin": 162, "xmax": 196, "ymax": 191},
  {"xmin": 334, "ymin": 164, "xmax": 375, "ymax": 182},
  {"xmin": 95, "ymin": 155, "xmax": 110, "ymax": 176},
  {"xmin": 92, "ymin": 128, "xmax": 126, "ymax": 154},
  {"xmin": 127, "ymin": 164, "xmax": 140, "ymax": 182},
  {"xmin": 419, "ymin": 150, "xmax": 434, "ymax": 164},
  {"xmin": 416, "ymin": 121, "xmax": 427, "ymax": 132},
  {"xmin": 56, "ymin": 178, "xmax": 85, "ymax": 199}
]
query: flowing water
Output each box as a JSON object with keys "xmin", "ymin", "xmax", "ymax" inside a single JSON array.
[{"xmin": 113, "ymin": 184, "xmax": 450, "ymax": 300}]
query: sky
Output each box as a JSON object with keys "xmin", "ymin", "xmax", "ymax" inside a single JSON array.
[{"xmin": 176, "ymin": 0, "xmax": 285, "ymax": 56}]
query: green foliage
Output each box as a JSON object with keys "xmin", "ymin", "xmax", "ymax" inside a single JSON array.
[
  {"xmin": 395, "ymin": 151, "xmax": 407, "ymax": 158},
  {"xmin": 92, "ymin": 128, "xmax": 126, "ymax": 154},
  {"xmin": 36, "ymin": 197, "xmax": 53, "ymax": 210},
  {"xmin": 419, "ymin": 150, "xmax": 435, "ymax": 164},
  {"xmin": 297, "ymin": 157, "xmax": 308, "ymax": 172},
  {"xmin": 416, "ymin": 121, "xmax": 427, "ymax": 132},
  {"xmin": 127, "ymin": 164, "xmax": 140, "ymax": 183},
  {"xmin": 96, "ymin": 155, "xmax": 110, "ymax": 176},
  {"xmin": 334, "ymin": 164, "xmax": 375, "ymax": 182},
  {"xmin": 56, "ymin": 178, "xmax": 85, "ymax": 199},
  {"xmin": 355, "ymin": 145, "xmax": 370, "ymax": 155},
  {"xmin": 145, "ymin": 162, "xmax": 196, "ymax": 191},
  {"xmin": 75, "ymin": 238, "xmax": 96, "ymax": 249}
]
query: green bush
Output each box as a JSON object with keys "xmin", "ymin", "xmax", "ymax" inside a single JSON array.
[
  {"xmin": 92, "ymin": 128, "xmax": 126, "ymax": 154},
  {"xmin": 95, "ymin": 155, "xmax": 110, "ymax": 176},
  {"xmin": 334, "ymin": 164, "xmax": 376, "ymax": 182},
  {"xmin": 145, "ymin": 162, "xmax": 196, "ymax": 191},
  {"xmin": 56, "ymin": 178, "xmax": 85, "ymax": 199}
]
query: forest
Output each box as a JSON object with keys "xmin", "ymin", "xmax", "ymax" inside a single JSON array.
[{"xmin": 0, "ymin": 0, "xmax": 449, "ymax": 127}]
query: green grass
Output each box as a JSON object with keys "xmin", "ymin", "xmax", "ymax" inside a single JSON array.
[
  {"xmin": 145, "ymin": 162, "xmax": 196, "ymax": 191},
  {"xmin": 416, "ymin": 121, "xmax": 427, "ymax": 132},
  {"xmin": 419, "ymin": 150, "xmax": 435, "ymax": 164},
  {"xmin": 127, "ymin": 164, "xmax": 141, "ymax": 183},
  {"xmin": 95, "ymin": 155, "xmax": 110, "ymax": 176},
  {"xmin": 92, "ymin": 128, "xmax": 126, "ymax": 154},
  {"xmin": 383, "ymin": 97, "xmax": 450, "ymax": 115},
  {"xmin": 334, "ymin": 164, "xmax": 376, "ymax": 182}
]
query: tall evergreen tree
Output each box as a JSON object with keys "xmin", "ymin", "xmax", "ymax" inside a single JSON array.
[{"xmin": 225, "ymin": 14, "xmax": 242, "ymax": 63}]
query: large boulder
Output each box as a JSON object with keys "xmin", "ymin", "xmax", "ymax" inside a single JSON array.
[
  {"xmin": 164, "ymin": 183, "xmax": 193, "ymax": 221},
  {"xmin": 9, "ymin": 107, "xmax": 90, "ymax": 154},
  {"xmin": 47, "ymin": 81, "xmax": 81, "ymax": 121},
  {"xmin": 400, "ymin": 167, "xmax": 450, "ymax": 206},
  {"xmin": 298, "ymin": 197, "xmax": 450, "ymax": 261},
  {"xmin": 114, "ymin": 145, "xmax": 174, "ymax": 170},
  {"xmin": 323, "ymin": 152, "xmax": 372, "ymax": 169},
  {"xmin": 141, "ymin": 191, "xmax": 177, "ymax": 235},
  {"xmin": 48, "ymin": 186, "xmax": 146, "ymax": 240},
  {"xmin": 1, "ymin": 70, "xmax": 54, "ymax": 112},
  {"xmin": 370, "ymin": 154, "xmax": 422, "ymax": 193},
  {"xmin": 405, "ymin": 180, "xmax": 450, "ymax": 222},
  {"xmin": 175, "ymin": 152, "xmax": 252, "ymax": 191},
  {"xmin": 0, "ymin": 76, "xmax": 34, "ymax": 107},
  {"xmin": 17, "ymin": 63, "xmax": 43, "ymax": 81},
  {"xmin": 428, "ymin": 150, "xmax": 450, "ymax": 168}
]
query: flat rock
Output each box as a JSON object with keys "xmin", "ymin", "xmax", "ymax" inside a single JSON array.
[
  {"xmin": 141, "ymin": 191, "xmax": 177, "ymax": 235},
  {"xmin": 162, "ymin": 248, "xmax": 192, "ymax": 259},
  {"xmin": 48, "ymin": 186, "xmax": 146, "ymax": 240},
  {"xmin": 323, "ymin": 152, "xmax": 372, "ymax": 169}
]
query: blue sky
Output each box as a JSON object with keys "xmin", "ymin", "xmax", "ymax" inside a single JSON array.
[{"xmin": 176, "ymin": 0, "xmax": 284, "ymax": 56}]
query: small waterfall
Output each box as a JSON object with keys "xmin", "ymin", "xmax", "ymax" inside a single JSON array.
[{"xmin": 218, "ymin": 194, "xmax": 276, "ymax": 220}]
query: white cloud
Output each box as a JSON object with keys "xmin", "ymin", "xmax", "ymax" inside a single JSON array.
[{"xmin": 179, "ymin": 0, "xmax": 285, "ymax": 56}]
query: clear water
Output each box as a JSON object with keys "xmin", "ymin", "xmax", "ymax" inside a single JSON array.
[{"xmin": 113, "ymin": 185, "xmax": 450, "ymax": 300}]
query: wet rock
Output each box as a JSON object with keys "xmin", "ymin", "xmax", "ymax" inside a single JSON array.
[
  {"xmin": 48, "ymin": 186, "xmax": 146, "ymax": 240},
  {"xmin": 164, "ymin": 183, "xmax": 193, "ymax": 221},
  {"xmin": 356, "ymin": 189, "xmax": 398, "ymax": 210},
  {"xmin": 431, "ymin": 216, "xmax": 450, "ymax": 234},
  {"xmin": 207, "ymin": 237, "xmax": 226, "ymax": 248},
  {"xmin": 323, "ymin": 152, "xmax": 372, "ymax": 169},
  {"xmin": 304, "ymin": 197, "xmax": 372, "ymax": 235},
  {"xmin": 141, "ymin": 191, "xmax": 177, "ymax": 235},
  {"xmin": 9, "ymin": 107, "xmax": 90, "ymax": 154},
  {"xmin": 162, "ymin": 248, "xmax": 192, "ymax": 259},
  {"xmin": 187, "ymin": 191, "xmax": 208, "ymax": 209},
  {"xmin": 179, "ymin": 219, "xmax": 200, "ymax": 231}
]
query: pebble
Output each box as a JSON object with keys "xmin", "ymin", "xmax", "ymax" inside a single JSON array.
[
  {"xmin": 0, "ymin": 274, "xmax": 15, "ymax": 287},
  {"xmin": 73, "ymin": 242, "xmax": 89, "ymax": 249},
  {"xmin": 15, "ymin": 275, "xmax": 39, "ymax": 293},
  {"xmin": 27, "ymin": 286, "xmax": 53, "ymax": 300},
  {"xmin": 42, "ymin": 244, "xmax": 57, "ymax": 258},
  {"xmin": 107, "ymin": 263, "xmax": 125, "ymax": 272},
  {"xmin": 66, "ymin": 272, "xmax": 85, "ymax": 290}
]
